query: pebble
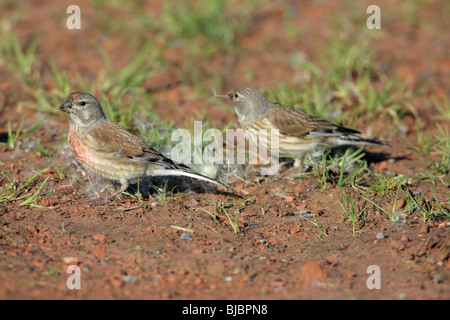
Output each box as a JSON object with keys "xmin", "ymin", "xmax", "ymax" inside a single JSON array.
[
  {"xmin": 180, "ymin": 233, "xmax": 194, "ymax": 241},
  {"xmin": 154, "ymin": 249, "xmax": 166, "ymax": 255},
  {"xmin": 375, "ymin": 231, "xmax": 386, "ymax": 239},
  {"xmin": 438, "ymin": 222, "xmax": 447, "ymax": 228},
  {"xmin": 63, "ymin": 256, "xmax": 79, "ymax": 265},
  {"xmin": 82, "ymin": 267, "xmax": 91, "ymax": 274},
  {"xmin": 122, "ymin": 275, "xmax": 139, "ymax": 284},
  {"xmin": 395, "ymin": 197, "xmax": 406, "ymax": 210},
  {"xmin": 296, "ymin": 208, "xmax": 313, "ymax": 218},
  {"xmin": 432, "ymin": 274, "xmax": 443, "ymax": 284},
  {"xmin": 419, "ymin": 224, "xmax": 429, "ymax": 235}
]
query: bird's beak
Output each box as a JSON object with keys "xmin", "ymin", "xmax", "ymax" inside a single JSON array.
[
  {"xmin": 59, "ymin": 100, "xmax": 72, "ymax": 112},
  {"xmin": 228, "ymin": 92, "xmax": 234, "ymax": 100}
]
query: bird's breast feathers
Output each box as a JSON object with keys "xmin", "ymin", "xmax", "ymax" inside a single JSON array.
[{"xmin": 68, "ymin": 129, "xmax": 98, "ymax": 166}]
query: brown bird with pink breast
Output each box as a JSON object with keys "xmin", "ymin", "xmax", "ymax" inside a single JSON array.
[{"xmin": 59, "ymin": 92, "xmax": 224, "ymax": 202}]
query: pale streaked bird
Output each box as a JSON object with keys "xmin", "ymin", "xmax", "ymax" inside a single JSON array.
[{"xmin": 228, "ymin": 86, "xmax": 389, "ymax": 170}]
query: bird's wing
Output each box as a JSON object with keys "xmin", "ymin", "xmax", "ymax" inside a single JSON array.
[
  {"xmin": 87, "ymin": 120, "xmax": 223, "ymax": 186},
  {"xmin": 87, "ymin": 120, "xmax": 168, "ymax": 162},
  {"xmin": 265, "ymin": 104, "xmax": 360, "ymax": 137}
]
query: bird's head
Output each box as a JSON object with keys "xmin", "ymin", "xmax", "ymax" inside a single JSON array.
[
  {"xmin": 228, "ymin": 87, "xmax": 271, "ymax": 126},
  {"xmin": 59, "ymin": 92, "xmax": 105, "ymax": 127}
]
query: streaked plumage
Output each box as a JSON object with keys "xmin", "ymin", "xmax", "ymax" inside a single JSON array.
[{"xmin": 228, "ymin": 86, "xmax": 389, "ymax": 169}]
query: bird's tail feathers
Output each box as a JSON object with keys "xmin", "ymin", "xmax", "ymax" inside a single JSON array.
[
  {"xmin": 340, "ymin": 135, "xmax": 391, "ymax": 147},
  {"xmin": 152, "ymin": 168, "xmax": 225, "ymax": 187}
]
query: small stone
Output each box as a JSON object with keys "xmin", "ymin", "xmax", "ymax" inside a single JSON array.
[
  {"xmin": 375, "ymin": 231, "xmax": 386, "ymax": 239},
  {"xmin": 437, "ymin": 222, "xmax": 447, "ymax": 228},
  {"xmin": 122, "ymin": 275, "xmax": 139, "ymax": 284},
  {"xmin": 395, "ymin": 197, "xmax": 406, "ymax": 210},
  {"xmin": 180, "ymin": 233, "xmax": 193, "ymax": 241},
  {"xmin": 82, "ymin": 267, "xmax": 91, "ymax": 274},
  {"xmin": 432, "ymin": 274, "xmax": 443, "ymax": 284},
  {"xmin": 285, "ymin": 196, "xmax": 294, "ymax": 203},
  {"xmin": 418, "ymin": 224, "xmax": 429, "ymax": 235},
  {"xmin": 297, "ymin": 208, "xmax": 312, "ymax": 218},
  {"xmin": 63, "ymin": 256, "xmax": 79, "ymax": 265},
  {"xmin": 401, "ymin": 234, "xmax": 409, "ymax": 242},
  {"xmin": 154, "ymin": 250, "xmax": 165, "ymax": 255},
  {"xmin": 398, "ymin": 293, "xmax": 407, "ymax": 300}
]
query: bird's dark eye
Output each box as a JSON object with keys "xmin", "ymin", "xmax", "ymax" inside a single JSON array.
[
  {"xmin": 80, "ymin": 101, "xmax": 86, "ymax": 106},
  {"xmin": 234, "ymin": 93, "xmax": 239, "ymax": 98}
]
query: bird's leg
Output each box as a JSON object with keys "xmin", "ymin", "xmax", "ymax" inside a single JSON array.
[
  {"xmin": 279, "ymin": 158, "xmax": 311, "ymax": 179},
  {"xmin": 107, "ymin": 180, "xmax": 129, "ymax": 200}
]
